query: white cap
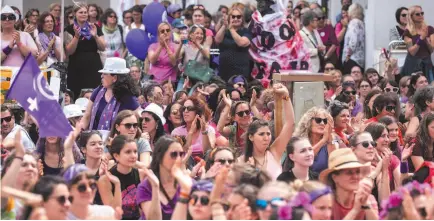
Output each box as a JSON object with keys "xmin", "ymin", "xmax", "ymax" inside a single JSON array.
[
  {"xmin": 143, "ymin": 103, "xmax": 166, "ymax": 125},
  {"xmin": 63, "ymin": 104, "xmax": 84, "ymax": 119},
  {"xmin": 1, "ymin": 5, "xmax": 19, "ymax": 22},
  {"xmin": 98, "ymin": 57, "xmax": 130, "ymax": 74},
  {"xmin": 75, "ymin": 98, "xmax": 89, "ymax": 111}
]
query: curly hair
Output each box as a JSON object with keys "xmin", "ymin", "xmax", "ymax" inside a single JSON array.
[
  {"xmin": 112, "ymin": 74, "xmax": 140, "ymax": 101},
  {"xmin": 180, "ymin": 96, "xmax": 213, "ymax": 129},
  {"xmin": 412, "ymin": 86, "xmax": 434, "ymax": 115},
  {"xmin": 328, "ymin": 100, "xmax": 349, "ymax": 119},
  {"xmin": 416, "ymin": 112, "xmax": 434, "ymax": 158},
  {"xmin": 294, "ymin": 106, "xmax": 330, "ymax": 138},
  {"xmin": 372, "ymin": 92, "xmax": 400, "ymax": 119}
]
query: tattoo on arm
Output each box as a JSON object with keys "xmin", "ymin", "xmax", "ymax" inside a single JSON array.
[{"xmin": 64, "ymin": 33, "xmax": 73, "ymax": 46}]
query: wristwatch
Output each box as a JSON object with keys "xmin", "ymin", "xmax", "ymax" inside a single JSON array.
[
  {"xmin": 361, "ymin": 205, "xmax": 371, "ymax": 210},
  {"xmin": 178, "ymin": 197, "xmax": 189, "ymax": 204},
  {"xmin": 201, "ymin": 130, "xmax": 209, "ymax": 135}
]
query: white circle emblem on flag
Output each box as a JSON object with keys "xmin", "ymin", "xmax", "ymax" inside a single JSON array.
[{"xmin": 33, "ymin": 72, "xmax": 57, "ymax": 100}]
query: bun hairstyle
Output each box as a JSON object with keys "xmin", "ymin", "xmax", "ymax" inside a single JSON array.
[{"xmin": 328, "ymin": 100, "xmax": 349, "ymax": 119}]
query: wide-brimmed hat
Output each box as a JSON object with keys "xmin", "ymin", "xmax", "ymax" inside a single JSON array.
[
  {"xmin": 319, "ymin": 148, "xmax": 370, "ymax": 184},
  {"xmin": 1, "ymin": 5, "xmax": 18, "ymax": 22},
  {"xmin": 63, "ymin": 104, "xmax": 84, "ymax": 119},
  {"xmin": 143, "ymin": 103, "xmax": 166, "ymax": 125},
  {"xmin": 98, "ymin": 57, "xmax": 130, "ymax": 74}
]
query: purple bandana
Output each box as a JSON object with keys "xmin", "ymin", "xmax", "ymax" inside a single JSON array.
[
  {"xmin": 74, "ymin": 19, "xmax": 92, "ymax": 40},
  {"xmin": 38, "ymin": 32, "xmax": 56, "ymax": 57}
]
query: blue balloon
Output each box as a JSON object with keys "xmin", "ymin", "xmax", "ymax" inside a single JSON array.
[
  {"xmin": 125, "ymin": 29, "xmax": 150, "ymax": 61},
  {"xmin": 142, "ymin": 2, "xmax": 166, "ymax": 36}
]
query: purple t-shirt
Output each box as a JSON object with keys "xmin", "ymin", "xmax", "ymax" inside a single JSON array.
[
  {"xmin": 351, "ymin": 99, "xmax": 363, "ymax": 117},
  {"xmin": 136, "ymin": 178, "xmax": 180, "ymax": 220},
  {"xmin": 90, "ymin": 86, "xmax": 139, "ymax": 130},
  {"xmin": 148, "ymin": 42, "xmax": 178, "ymax": 83}
]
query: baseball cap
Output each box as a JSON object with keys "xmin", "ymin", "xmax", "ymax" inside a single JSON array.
[{"xmin": 172, "ymin": 18, "xmax": 187, "ymax": 29}]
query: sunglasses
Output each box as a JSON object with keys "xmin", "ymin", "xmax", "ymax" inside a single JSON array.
[
  {"xmin": 356, "ymin": 141, "xmax": 376, "ymax": 148},
  {"xmin": 414, "ymin": 12, "xmax": 424, "ymax": 17},
  {"xmin": 1, "ymin": 116, "xmax": 12, "ymax": 123},
  {"xmin": 1, "ymin": 14, "xmax": 16, "ymax": 21},
  {"xmin": 236, "ymin": 110, "xmax": 250, "ymax": 117},
  {"xmin": 235, "ymin": 83, "xmax": 245, "ymax": 88},
  {"xmin": 160, "ymin": 28, "xmax": 170, "ymax": 34},
  {"xmin": 215, "ymin": 158, "xmax": 234, "ymax": 165},
  {"xmin": 313, "ymin": 117, "xmax": 328, "ymax": 125},
  {"xmin": 182, "ymin": 106, "xmax": 196, "ymax": 112},
  {"xmin": 121, "ymin": 123, "xmax": 139, "ymax": 129},
  {"xmin": 142, "ymin": 117, "xmax": 152, "ymax": 123},
  {"xmin": 401, "ymin": 14, "xmax": 407, "ymax": 17},
  {"xmin": 256, "ymin": 197, "xmax": 285, "ymax": 210},
  {"xmin": 324, "ymin": 67, "xmax": 335, "ymax": 71},
  {"xmin": 68, "ymin": 16, "xmax": 74, "ymax": 19},
  {"xmin": 170, "ymin": 151, "xmax": 186, "ymax": 159},
  {"xmin": 385, "ymin": 105, "xmax": 396, "ymax": 112},
  {"xmin": 76, "ymin": 182, "xmax": 98, "ymax": 193},
  {"xmin": 193, "ymin": 5, "xmax": 205, "ymax": 10},
  {"xmin": 384, "ymin": 87, "xmax": 399, "ymax": 93},
  {"xmin": 51, "ymin": 195, "xmax": 73, "ymax": 205},
  {"xmin": 318, "ymin": 16, "xmax": 326, "ymax": 20},
  {"xmin": 171, "ymin": 109, "xmax": 180, "ymax": 115},
  {"xmin": 231, "ymin": 15, "xmax": 242, "ymax": 20},
  {"xmin": 343, "ymin": 90, "xmax": 356, "ymax": 96},
  {"xmin": 109, "ymin": 15, "xmax": 117, "ymax": 19},
  {"xmin": 190, "ymin": 194, "xmax": 210, "ymax": 206}
]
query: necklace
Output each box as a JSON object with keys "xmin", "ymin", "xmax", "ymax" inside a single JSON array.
[{"xmin": 254, "ymin": 152, "xmax": 267, "ymax": 169}]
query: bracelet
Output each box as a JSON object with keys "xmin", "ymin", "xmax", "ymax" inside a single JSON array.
[
  {"xmin": 180, "ymin": 191, "xmax": 190, "ymax": 198},
  {"xmin": 282, "ymin": 95, "xmax": 290, "ymax": 101},
  {"xmin": 201, "ymin": 130, "xmax": 209, "ymax": 135},
  {"xmin": 2, "ymin": 45, "xmax": 13, "ymax": 55},
  {"xmin": 361, "ymin": 205, "xmax": 370, "ymax": 210},
  {"xmin": 178, "ymin": 197, "xmax": 189, "ymax": 204},
  {"xmin": 14, "ymin": 156, "xmax": 24, "ymax": 161}
]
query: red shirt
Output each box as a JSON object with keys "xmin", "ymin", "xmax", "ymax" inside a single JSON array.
[{"xmin": 332, "ymin": 194, "xmax": 378, "ymax": 220}]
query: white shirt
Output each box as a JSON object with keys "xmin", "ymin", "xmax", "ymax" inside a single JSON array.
[
  {"xmin": 67, "ymin": 204, "xmax": 115, "ymax": 220},
  {"xmin": 124, "ymin": 23, "xmax": 145, "ymax": 43},
  {"xmin": 5, "ymin": 124, "xmax": 35, "ymax": 151}
]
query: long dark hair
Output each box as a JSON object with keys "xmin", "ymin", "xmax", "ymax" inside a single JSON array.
[
  {"xmin": 372, "ymin": 92, "xmax": 400, "ymax": 119},
  {"xmin": 149, "ymin": 136, "xmax": 179, "ymax": 191},
  {"xmin": 25, "ymin": 8, "xmax": 39, "ymax": 24},
  {"xmin": 363, "ymin": 89, "xmax": 382, "ymax": 119},
  {"xmin": 142, "ymin": 111, "xmax": 165, "ymax": 144},
  {"xmin": 243, "ymin": 119, "xmax": 270, "ymax": 162},
  {"xmin": 282, "ymin": 137, "xmax": 306, "ymax": 172},
  {"xmin": 416, "ymin": 112, "xmax": 434, "ymax": 158},
  {"xmin": 109, "ymin": 135, "xmax": 136, "ymax": 161},
  {"xmin": 35, "ymin": 137, "xmax": 82, "ymax": 167},
  {"xmin": 364, "ymin": 122, "xmax": 387, "ymax": 142},
  {"xmin": 407, "ymin": 72, "xmax": 425, "ymax": 98},
  {"xmin": 163, "ymin": 102, "xmax": 181, "ymax": 133},
  {"xmin": 112, "ymin": 74, "xmax": 140, "ymax": 101},
  {"xmin": 101, "ymin": 8, "xmax": 117, "ymax": 25},
  {"xmin": 378, "ymin": 116, "xmax": 401, "ymax": 159},
  {"xmin": 109, "ymin": 110, "xmax": 141, "ymax": 139}
]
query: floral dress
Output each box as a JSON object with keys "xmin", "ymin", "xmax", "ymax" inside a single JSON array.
[{"xmin": 342, "ymin": 19, "xmax": 365, "ymax": 68}]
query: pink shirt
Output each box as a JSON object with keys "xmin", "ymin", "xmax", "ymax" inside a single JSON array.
[
  {"xmin": 1, "ymin": 32, "xmax": 37, "ymax": 67},
  {"xmin": 171, "ymin": 125, "xmax": 215, "ymax": 154},
  {"xmin": 335, "ymin": 22, "xmax": 344, "ymax": 57},
  {"xmin": 148, "ymin": 42, "xmax": 178, "ymax": 83}
]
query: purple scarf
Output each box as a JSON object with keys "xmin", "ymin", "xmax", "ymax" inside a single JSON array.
[
  {"xmin": 89, "ymin": 87, "xmax": 120, "ymax": 130},
  {"xmin": 74, "ymin": 19, "xmax": 92, "ymax": 40},
  {"xmin": 38, "ymin": 32, "xmax": 56, "ymax": 58}
]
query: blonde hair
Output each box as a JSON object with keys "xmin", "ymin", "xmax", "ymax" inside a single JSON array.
[
  {"xmin": 231, "ymin": 2, "xmax": 245, "ymax": 11},
  {"xmin": 258, "ymin": 181, "xmax": 297, "ymax": 200},
  {"xmin": 406, "ymin": 5, "xmax": 426, "ymax": 36},
  {"xmin": 157, "ymin": 22, "xmax": 172, "ymax": 41},
  {"xmin": 294, "ymin": 106, "xmax": 331, "ymax": 138},
  {"xmin": 49, "ymin": 3, "xmax": 61, "ymax": 11},
  {"xmin": 329, "ymin": 69, "xmax": 342, "ymax": 78},
  {"xmin": 228, "ymin": 7, "xmax": 245, "ymax": 25},
  {"xmin": 348, "ymin": 3, "xmax": 364, "ymax": 20},
  {"xmin": 73, "ymin": 1, "xmax": 88, "ymax": 14}
]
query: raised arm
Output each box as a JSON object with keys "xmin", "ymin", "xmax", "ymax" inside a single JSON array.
[
  {"xmin": 65, "ymin": 26, "xmax": 80, "ymax": 56},
  {"xmin": 141, "ymin": 169, "xmax": 163, "ymax": 220},
  {"xmin": 171, "ymin": 158, "xmax": 193, "ymax": 220},
  {"xmin": 80, "ymin": 99, "xmax": 94, "ymax": 130},
  {"xmin": 97, "ymin": 169, "xmax": 122, "ymax": 209},
  {"xmin": 217, "ymin": 92, "xmax": 232, "ymax": 137}
]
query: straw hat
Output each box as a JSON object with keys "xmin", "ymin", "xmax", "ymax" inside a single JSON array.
[
  {"xmin": 319, "ymin": 148, "xmax": 370, "ymax": 184},
  {"xmin": 98, "ymin": 57, "xmax": 130, "ymax": 74}
]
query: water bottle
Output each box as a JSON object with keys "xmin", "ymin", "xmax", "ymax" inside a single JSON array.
[{"xmin": 181, "ymin": 29, "xmax": 189, "ymax": 45}]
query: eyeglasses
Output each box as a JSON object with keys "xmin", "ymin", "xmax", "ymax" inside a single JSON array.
[
  {"xmin": 384, "ymin": 87, "xmax": 399, "ymax": 93},
  {"xmin": 124, "ymin": 16, "xmax": 132, "ymax": 20},
  {"xmin": 215, "ymin": 158, "xmax": 234, "ymax": 165},
  {"xmin": 401, "ymin": 14, "xmax": 407, "ymax": 17},
  {"xmin": 235, "ymin": 83, "xmax": 245, "ymax": 88},
  {"xmin": 193, "ymin": 5, "xmax": 205, "ymax": 10},
  {"xmin": 344, "ymin": 90, "xmax": 356, "ymax": 96},
  {"xmin": 190, "ymin": 194, "xmax": 210, "ymax": 206},
  {"xmin": 1, "ymin": 14, "xmax": 16, "ymax": 21},
  {"xmin": 160, "ymin": 29, "xmax": 170, "ymax": 34},
  {"xmin": 231, "ymin": 15, "xmax": 242, "ymax": 20},
  {"xmin": 121, "ymin": 123, "xmax": 139, "ymax": 129},
  {"xmin": 313, "ymin": 117, "xmax": 328, "ymax": 124},
  {"xmin": 51, "ymin": 195, "xmax": 73, "ymax": 205},
  {"xmin": 76, "ymin": 182, "xmax": 98, "ymax": 193},
  {"xmin": 68, "ymin": 16, "xmax": 74, "ymax": 19},
  {"xmin": 385, "ymin": 105, "xmax": 396, "ymax": 112},
  {"xmin": 256, "ymin": 197, "xmax": 285, "ymax": 210},
  {"xmin": 182, "ymin": 106, "xmax": 196, "ymax": 112},
  {"xmin": 414, "ymin": 12, "xmax": 424, "ymax": 17},
  {"xmin": 109, "ymin": 15, "xmax": 117, "ymax": 19},
  {"xmin": 236, "ymin": 110, "xmax": 250, "ymax": 117},
  {"xmin": 356, "ymin": 141, "xmax": 376, "ymax": 148},
  {"xmin": 318, "ymin": 16, "xmax": 326, "ymax": 21},
  {"xmin": 1, "ymin": 116, "xmax": 12, "ymax": 123},
  {"xmin": 170, "ymin": 151, "xmax": 186, "ymax": 159},
  {"xmin": 324, "ymin": 67, "xmax": 335, "ymax": 71}
]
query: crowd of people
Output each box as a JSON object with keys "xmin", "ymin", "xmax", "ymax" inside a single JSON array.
[{"xmin": 1, "ymin": 0, "xmax": 434, "ymax": 220}]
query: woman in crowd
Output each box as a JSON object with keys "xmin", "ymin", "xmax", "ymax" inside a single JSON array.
[
  {"xmin": 225, "ymin": 164, "xmax": 271, "ymax": 196},
  {"xmin": 335, "ymin": 4, "xmax": 349, "ymax": 62},
  {"xmin": 242, "ymin": 84, "xmax": 294, "ymax": 180},
  {"xmin": 362, "ymin": 89, "xmax": 382, "ymax": 121},
  {"xmin": 35, "ymin": 12, "xmax": 62, "ymax": 66},
  {"xmin": 88, "ymin": 4, "xmax": 101, "ymax": 27},
  {"xmin": 215, "ymin": 7, "xmax": 251, "ymax": 81},
  {"xmin": 122, "ymin": 10, "xmax": 132, "ymax": 28},
  {"xmin": 172, "ymin": 96, "xmax": 216, "ymax": 157},
  {"xmin": 163, "ymin": 102, "xmax": 183, "ymax": 134},
  {"xmin": 379, "ymin": 116, "xmax": 403, "ymax": 159},
  {"xmin": 148, "ymin": 22, "xmax": 178, "ymax": 83},
  {"xmin": 124, "ymin": 5, "xmax": 144, "ymax": 42},
  {"xmin": 101, "ymin": 8, "xmax": 125, "ymax": 60},
  {"xmin": 299, "ymin": 9, "xmax": 325, "ymax": 73},
  {"xmin": 342, "ymin": 3, "xmax": 365, "ymax": 73},
  {"xmin": 108, "ymin": 110, "xmax": 152, "ymax": 165},
  {"xmin": 64, "ymin": 7, "xmax": 74, "ymax": 26},
  {"xmin": 325, "ymin": 69, "xmax": 342, "ymax": 101},
  {"xmin": 364, "ymin": 68, "xmax": 381, "ymax": 88},
  {"xmin": 1, "ymin": 5, "xmax": 38, "ymax": 67},
  {"xmin": 315, "ymin": 8, "xmax": 339, "ymax": 67},
  {"xmin": 226, "ymin": 184, "xmax": 259, "ymax": 220},
  {"xmin": 141, "ymin": 103, "xmax": 166, "ymax": 150},
  {"xmin": 256, "ymin": 181, "xmax": 297, "ymax": 220},
  {"xmin": 329, "ymin": 101, "xmax": 352, "ymax": 147},
  {"xmin": 278, "ymin": 137, "xmax": 316, "ymax": 183},
  {"xmin": 399, "ymin": 76, "xmax": 411, "ymax": 104},
  {"xmin": 294, "ymin": 106, "xmax": 335, "ymax": 175},
  {"xmin": 407, "ymin": 72, "xmax": 429, "ymax": 98},
  {"xmin": 363, "ymin": 92, "xmax": 400, "ymax": 126},
  {"xmin": 62, "ymin": 164, "xmax": 116, "ymax": 219},
  {"xmin": 295, "ymin": 180, "xmax": 333, "ymax": 220},
  {"xmin": 65, "ymin": 2, "xmax": 106, "ymax": 97},
  {"xmin": 411, "ymin": 112, "xmax": 434, "ymax": 169},
  {"xmin": 49, "ymin": 3, "xmax": 61, "ymax": 35},
  {"xmin": 81, "ymin": 57, "xmax": 140, "ymax": 131},
  {"xmin": 177, "ymin": 24, "xmax": 210, "ymax": 75},
  {"xmin": 23, "ymin": 8, "xmax": 39, "ymax": 39},
  {"xmin": 293, "ymin": 6, "xmax": 302, "ymax": 30},
  {"xmin": 357, "ymin": 78, "xmax": 372, "ymax": 106},
  {"xmin": 390, "ymin": 7, "xmax": 408, "ymax": 41},
  {"xmin": 319, "ymin": 148, "xmax": 378, "ymax": 219},
  {"xmin": 99, "ymin": 135, "xmax": 146, "ymax": 220},
  {"xmin": 137, "ymin": 135, "xmax": 184, "ymax": 220},
  {"xmin": 21, "ymin": 176, "xmax": 72, "ymax": 220},
  {"xmin": 403, "ymin": 5, "xmax": 434, "ymax": 82},
  {"xmin": 191, "ymin": 6, "xmax": 213, "ymax": 47},
  {"xmin": 405, "ymin": 86, "xmax": 434, "ymax": 137},
  {"xmin": 205, "ymin": 147, "xmax": 236, "ymax": 171}
]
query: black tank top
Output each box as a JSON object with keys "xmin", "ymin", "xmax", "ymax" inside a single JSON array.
[
  {"xmin": 110, "ymin": 165, "xmax": 141, "ymax": 220},
  {"xmin": 41, "ymin": 154, "xmax": 62, "ymax": 176}
]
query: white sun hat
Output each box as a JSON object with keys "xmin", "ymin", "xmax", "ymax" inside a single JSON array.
[
  {"xmin": 98, "ymin": 57, "xmax": 130, "ymax": 74},
  {"xmin": 1, "ymin": 5, "xmax": 19, "ymax": 22},
  {"xmin": 63, "ymin": 104, "xmax": 84, "ymax": 119},
  {"xmin": 75, "ymin": 98, "xmax": 89, "ymax": 112},
  {"xmin": 143, "ymin": 103, "xmax": 166, "ymax": 125}
]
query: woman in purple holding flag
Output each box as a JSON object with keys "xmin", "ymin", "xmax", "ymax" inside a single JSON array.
[{"xmin": 81, "ymin": 57, "xmax": 140, "ymax": 131}]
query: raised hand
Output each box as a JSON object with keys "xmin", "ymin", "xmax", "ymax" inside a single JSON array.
[
  {"xmin": 171, "ymin": 158, "xmax": 192, "ymax": 191},
  {"xmin": 12, "ymin": 31, "xmax": 21, "ymax": 44},
  {"xmin": 250, "ymin": 89, "xmax": 257, "ymax": 107},
  {"xmin": 13, "ymin": 131, "xmax": 25, "ymax": 158},
  {"xmin": 199, "ymin": 115, "xmax": 207, "ymax": 134},
  {"xmin": 273, "ymin": 83, "xmax": 289, "ymax": 96},
  {"xmin": 401, "ymin": 142, "xmax": 414, "ymax": 162},
  {"xmin": 73, "ymin": 25, "xmax": 81, "ymax": 38},
  {"xmin": 105, "ymin": 169, "xmax": 121, "ymax": 185},
  {"xmin": 143, "ymin": 168, "xmax": 160, "ymax": 187},
  {"xmin": 221, "ymin": 91, "xmax": 232, "ymax": 107},
  {"xmin": 48, "ymin": 38, "xmax": 56, "ymax": 50},
  {"xmin": 231, "ymin": 199, "xmax": 253, "ymax": 220},
  {"xmin": 188, "ymin": 115, "xmax": 199, "ymax": 134},
  {"xmin": 206, "ymin": 162, "xmax": 222, "ymax": 178}
]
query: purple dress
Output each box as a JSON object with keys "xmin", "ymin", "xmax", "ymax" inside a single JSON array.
[{"xmin": 136, "ymin": 179, "xmax": 180, "ymax": 220}]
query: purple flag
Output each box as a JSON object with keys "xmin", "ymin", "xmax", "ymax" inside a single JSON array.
[{"xmin": 6, "ymin": 54, "xmax": 72, "ymax": 137}]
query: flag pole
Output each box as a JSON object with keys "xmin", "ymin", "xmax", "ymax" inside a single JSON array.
[{"xmin": 60, "ymin": 0, "xmax": 65, "ymax": 62}]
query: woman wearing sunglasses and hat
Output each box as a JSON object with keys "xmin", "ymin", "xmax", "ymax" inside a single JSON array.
[
  {"xmin": 141, "ymin": 103, "xmax": 167, "ymax": 150},
  {"xmin": 1, "ymin": 5, "xmax": 38, "ymax": 67},
  {"xmin": 80, "ymin": 57, "xmax": 140, "ymax": 132},
  {"xmin": 319, "ymin": 148, "xmax": 378, "ymax": 220}
]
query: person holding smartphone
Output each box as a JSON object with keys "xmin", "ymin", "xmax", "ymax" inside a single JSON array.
[{"xmin": 176, "ymin": 24, "xmax": 210, "ymax": 74}]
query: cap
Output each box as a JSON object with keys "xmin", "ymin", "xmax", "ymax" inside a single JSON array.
[
  {"xmin": 167, "ymin": 4, "xmax": 182, "ymax": 14},
  {"xmin": 171, "ymin": 18, "xmax": 187, "ymax": 29}
]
